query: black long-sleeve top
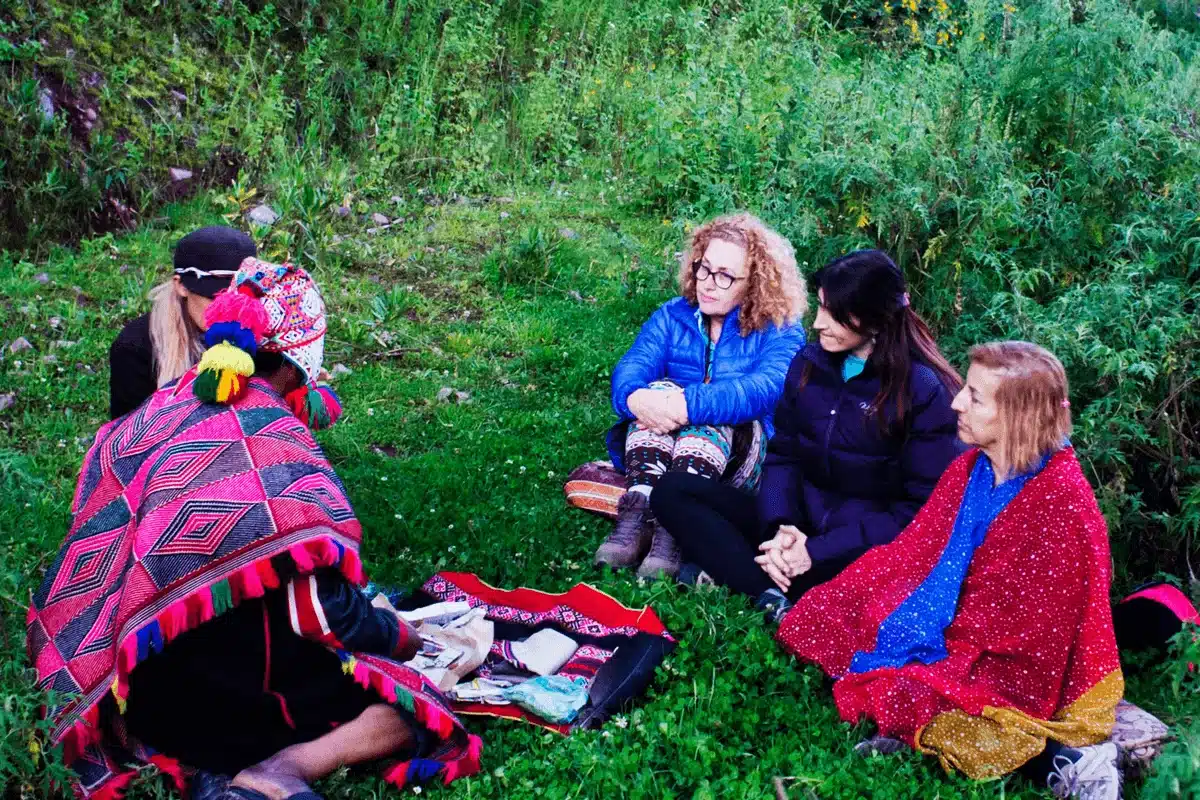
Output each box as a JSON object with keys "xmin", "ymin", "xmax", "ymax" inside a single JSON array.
[{"xmin": 109, "ymin": 313, "xmax": 158, "ymax": 419}]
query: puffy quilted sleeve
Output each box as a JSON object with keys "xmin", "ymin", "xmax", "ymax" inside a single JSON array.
[
  {"xmin": 611, "ymin": 303, "xmax": 673, "ymax": 419},
  {"xmin": 683, "ymin": 323, "xmax": 806, "ymax": 426}
]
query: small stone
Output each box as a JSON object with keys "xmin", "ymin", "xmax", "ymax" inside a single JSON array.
[
  {"xmin": 392, "ymin": 217, "xmax": 404, "ymax": 225},
  {"xmin": 38, "ymin": 88, "xmax": 54, "ymax": 120},
  {"xmin": 53, "ymin": 340, "xmax": 76, "ymax": 350},
  {"xmin": 331, "ymin": 363, "xmax": 353, "ymax": 376},
  {"xmin": 371, "ymin": 212, "xmax": 391, "ymax": 226},
  {"xmin": 41, "ymin": 354, "xmax": 58, "ymax": 365},
  {"xmin": 9, "ymin": 337, "xmax": 33, "ymax": 355},
  {"xmin": 366, "ymin": 227, "xmax": 380, "ymax": 235},
  {"xmin": 436, "ymin": 387, "xmax": 454, "ymax": 403},
  {"xmin": 496, "ymin": 196, "xmax": 515, "ymax": 204},
  {"xmin": 499, "ymin": 212, "xmax": 510, "ymax": 220},
  {"xmin": 455, "ymin": 390, "xmax": 471, "ymax": 403},
  {"xmin": 335, "ymin": 206, "xmax": 351, "ymax": 218},
  {"xmin": 391, "ymin": 195, "xmax": 403, "ymax": 204},
  {"xmin": 168, "ymin": 167, "xmax": 193, "ymax": 182},
  {"xmin": 559, "ymin": 227, "xmax": 579, "ymax": 240},
  {"xmin": 246, "ymin": 204, "xmax": 279, "ymax": 226},
  {"xmin": 33, "ymin": 272, "xmax": 50, "ymax": 285}
]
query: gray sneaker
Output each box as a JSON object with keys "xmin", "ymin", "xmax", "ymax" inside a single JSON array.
[
  {"xmin": 854, "ymin": 736, "xmax": 908, "ymax": 757},
  {"xmin": 594, "ymin": 491, "xmax": 652, "ymax": 569},
  {"xmin": 637, "ymin": 524, "xmax": 682, "ymax": 579},
  {"xmin": 755, "ymin": 588, "xmax": 793, "ymax": 624},
  {"xmin": 1047, "ymin": 742, "xmax": 1122, "ymax": 800},
  {"xmin": 677, "ymin": 562, "xmax": 716, "ymax": 588}
]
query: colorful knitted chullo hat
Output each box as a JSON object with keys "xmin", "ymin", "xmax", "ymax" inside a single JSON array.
[{"xmin": 193, "ymin": 256, "xmax": 341, "ymax": 429}]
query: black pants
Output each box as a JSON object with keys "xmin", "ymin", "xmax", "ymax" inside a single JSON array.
[
  {"xmin": 651, "ymin": 472, "xmax": 855, "ymax": 600},
  {"xmin": 125, "ymin": 593, "xmax": 377, "ymax": 774}
]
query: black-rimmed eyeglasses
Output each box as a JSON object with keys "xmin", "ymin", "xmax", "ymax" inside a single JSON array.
[{"xmin": 693, "ymin": 260, "xmax": 744, "ymax": 291}]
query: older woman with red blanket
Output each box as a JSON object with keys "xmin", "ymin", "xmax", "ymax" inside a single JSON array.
[
  {"xmin": 776, "ymin": 342, "xmax": 1123, "ymax": 799},
  {"xmin": 27, "ymin": 258, "xmax": 480, "ymax": 800}
]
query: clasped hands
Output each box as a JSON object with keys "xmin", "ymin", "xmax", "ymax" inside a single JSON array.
[
  {"xmin": 627, "ymin": 387, "xmax": 689, "ymax": 435},
  {"xmin": 754, "ymin": 525, "xmax": 812, "ymax": 592}
]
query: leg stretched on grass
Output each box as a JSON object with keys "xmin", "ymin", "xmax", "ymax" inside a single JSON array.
[{"xmin": 231, "ymin": 704, "xmax": 415, "ymax": 800}]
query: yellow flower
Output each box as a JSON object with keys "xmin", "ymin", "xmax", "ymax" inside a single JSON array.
[
  {"xmin": 1003, "ymin": 3, "xmax": 1016, "ymax": 11},
  {"xmin": 662, "ymin": 219, "xmax": 671, "ymax": 226},
  {"xmin": 624, "ymin": 80, "xmax": 632, "ymax": 89},
  {"xmin": 979, "ymin": 31, "xmax": 987, "ymax": 39},
  {"xmin": 856, "ymin": 210, "xmax": 870, "ymax": 228}
]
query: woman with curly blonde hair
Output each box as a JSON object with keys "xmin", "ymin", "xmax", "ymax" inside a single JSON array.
[
  {"xmin": 595, "ymin": 212, "xmax": 807, "ymax": 578},
  {"xmin": 653, "ymin": 249, "xmax": 963, "ymax": 620}
]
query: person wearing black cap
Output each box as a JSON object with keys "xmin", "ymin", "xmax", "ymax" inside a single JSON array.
[{"xmin": 108, "ymin": 226, "xmax": 257, "ymax": 419}]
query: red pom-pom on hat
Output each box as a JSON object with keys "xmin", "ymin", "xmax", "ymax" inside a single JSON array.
[{"xmin": 204, "ymin": 288, "xmax": 270, "ymax": 340}]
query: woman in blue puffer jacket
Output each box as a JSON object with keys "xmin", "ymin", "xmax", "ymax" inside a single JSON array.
[
  {"xmin": 651, "ymin": 249, "xmax": 964, "ymax": 620},
  {"xmin": 595, "ymin": 213, "xmax": 808, "ymax": 578}
]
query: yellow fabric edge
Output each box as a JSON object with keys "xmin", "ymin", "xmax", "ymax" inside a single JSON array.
[{"xmin": 915, "ymin": 669, "xmax": 1124, "ymax": 780}]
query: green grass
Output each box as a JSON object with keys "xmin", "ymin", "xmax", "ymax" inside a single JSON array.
[{"xmin": 1, "ymin": 185, "xmax": 1194, "ymax": 798}]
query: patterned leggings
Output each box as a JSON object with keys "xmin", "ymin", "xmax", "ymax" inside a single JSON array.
[{"xmin": 625, "ymin": 382, "xmax": 734, "ymax": 492}]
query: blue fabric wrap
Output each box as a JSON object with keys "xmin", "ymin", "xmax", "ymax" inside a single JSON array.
[
  {"xmin": 848, "ymin": 451, "xmax": 1050, "ymax": 674},
  {"xmin": 204, "ymin": 321, "xmax": 259, "ymax": 354}
]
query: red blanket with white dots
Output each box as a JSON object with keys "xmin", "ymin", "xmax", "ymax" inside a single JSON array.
[{"xmin": 776, "ymin": 447, "xmax": 1122, "ymax": 778}]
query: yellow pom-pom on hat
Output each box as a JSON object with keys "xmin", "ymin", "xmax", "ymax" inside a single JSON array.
[{"xmin": 194, "ymin": 341, "xmax": 255, "ymax": 404}]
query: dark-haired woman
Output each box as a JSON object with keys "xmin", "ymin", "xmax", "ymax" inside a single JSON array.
[{"xmin": 651, "ymin": 249, "xmax": 963, "ymax": 619}]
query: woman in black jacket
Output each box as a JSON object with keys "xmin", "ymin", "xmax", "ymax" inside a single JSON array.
[
  {"xmin": 652, "ymin": 250, "xmax": 964, "ymax": 619},
  {"xmin": 108, "ymin": 226, "xmax": 256, "ymax": 418}
]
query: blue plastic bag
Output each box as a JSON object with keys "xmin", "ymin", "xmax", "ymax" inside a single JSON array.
[{"xmin": 505, "ymin": 675, "xmax": 590, "ymax": 724}]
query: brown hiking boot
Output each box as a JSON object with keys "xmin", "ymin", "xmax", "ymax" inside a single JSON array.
[
  {"xmin": 637, "ymin": 523, "xmax": 682, "ymax": 579},
  {"xmin": 594, "ymin": 491, "xmax": 652, "ymax": 569}
]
